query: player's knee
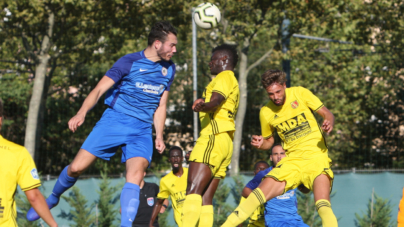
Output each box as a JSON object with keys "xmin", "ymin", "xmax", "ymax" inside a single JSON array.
[{"xmin": 68, "ymin": 164, "xmax": 84, "ymax": 177}]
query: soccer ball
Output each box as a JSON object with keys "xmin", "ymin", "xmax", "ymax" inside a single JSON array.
[{"xmin": 193, "ymin": 3, "xmax": 221, "ymax": 29}]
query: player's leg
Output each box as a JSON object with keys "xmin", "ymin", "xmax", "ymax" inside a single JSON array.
[
  {"xmin": 221, "ymin": 177, "xmax": 285, "ymax": 227},
  {"xmin": 198, "ymin": 178, "xmax": 220, "ymax": 227},
  {"xmin": 120, "ymin": 157, "xmax": 149, "ymax": 227},
  {"xmin": 26, "ymin": 149, "xmax": 97, "ymax": 221},
  {"xmin": 313, "ymin": 174, "xmax": 338, "ymax": 227},
  {"xmin": 182, "ymin": 162, "xmax": 213, "ymax": 227}
]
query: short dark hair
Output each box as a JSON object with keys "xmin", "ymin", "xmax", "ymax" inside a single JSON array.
[
  {"xmin": 168, "ymin": 146, "xmax": 183, "ymax": 157},
  {"xmin": 212, "ymin": 44, "xmax": 239, "ymax": 68},
  {"xmin": 0, "ymin": 98, "xmax": 3, "ymax": 117},
  {"xmin": 261, "ymin": 69, "xmax": 287, "ymax": 88},
  {"xmin": 148, "ymin": 21, "xmax": 177, "ymax": 46},
  {"xmin": 254, "ymin": 161, "xmax": 269, "ymax": 170},
  {"xmin": 271, "ymin": 144, "xmax": 283, "ymax": 154}
]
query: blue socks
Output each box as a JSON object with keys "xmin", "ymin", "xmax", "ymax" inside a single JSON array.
[
  {"xmin": 27, "ymin": 165, "xmax": 78, "ymax": 221},
  {"xmin": 120, "ymin": 182, "xmax": 140, "ymax": 227}
]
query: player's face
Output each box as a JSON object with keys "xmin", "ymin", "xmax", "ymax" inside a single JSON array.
[
  {"xmin": 157, "ymin": 33, "xmax": 177, "ymax": 61},
  {"xmin": 169, "ymin": 149, "xmax": 183, "ymax": 170},
  {"xmin": 266, "ymin": 82, "xmax": 287, "ymax": 106},
  {"xmin": 209, "ymin": 51, "xmax": 224, "ymax": 75},
  {"xmin": 254, "ymin": 163, "xmax": 269, "ymax": 175},
  {"xmin": 270, "ymin": 146, "xmax": 286, "ymax": 166}
]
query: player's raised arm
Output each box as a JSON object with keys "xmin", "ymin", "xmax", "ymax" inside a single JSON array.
[
  {"xmin": 153, "ymin": 90, "xmax": 169, "ymax": 154},
  {"xmin": 68, "ymin": 76, "xmax": 115, "ymax": 132},
  {"xmin": 316, "ymin": 106, "xmax": 335, "ymax": 135},
  {"xmin": 251, "ymin": 135, "xmax": 274, "ymax": 150}
]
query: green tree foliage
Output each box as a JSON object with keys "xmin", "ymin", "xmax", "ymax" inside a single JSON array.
[
  {"xmin": 95, "ymin": 167, "xmax": 121, "ymax": 226},
  {"xmin": 213, "ymin": 180, "xmax": 235, "ymax": 226},
  {"xmin": 297, "ymin": 191, "xmax": 322, "ymax": 227},
  {"xmin": 355, "ymin": 191, "xmax": 396, "ymax": 227},
  {"xmin": 60, "ymin": 186, "xmax": 95, "ymax": 226}
]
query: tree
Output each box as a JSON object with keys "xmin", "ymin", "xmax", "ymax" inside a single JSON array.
[
  {"xmin": 355, "ymin": 190, "xmax": 396, "ymax": 227},
  {"xmin": 297, "ymin": 191, "xmax": 322, "ymax": 227},
  {"xmin": 59, "ymin": 186, "xmax": 96, "ymax": 226},
  {"xmin": 0, "ymin": 0, "xmax": 155, "ymax": 159},
  {"xmin": 95, "ymin": 167, "xmax": 121, "ymax": 226}
]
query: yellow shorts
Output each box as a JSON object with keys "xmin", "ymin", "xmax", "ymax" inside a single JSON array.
[
  {"xmin": 189, "ymin": 132, "xmax": 233, "ymax": 178},
  {"xmin": 266, "ymin": 154, "xmax": 334, "ymax": 193}
]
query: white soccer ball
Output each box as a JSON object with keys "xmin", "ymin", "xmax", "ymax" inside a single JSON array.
[{"xmin": 193, "ymin": 3, "xmax": 221, "ymax": 29}]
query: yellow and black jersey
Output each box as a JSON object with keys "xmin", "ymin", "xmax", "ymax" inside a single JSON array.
[
  {"xmin": 199, "ymin": 70, "xmax": 240, "ymax": 136},
  {"xmin": 157, "ymin": 167, "xmax": 188, "ymax": 227},
  {"xmin": 0, "ymin": 135, "xmax": 41, "ymax": 226},
  {"xmin": 260, "ymin": 86, "xmax": 327, "ymax": 158}
]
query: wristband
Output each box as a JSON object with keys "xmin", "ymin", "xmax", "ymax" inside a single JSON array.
[{"xmin": 162, "ymin": 204, "xmax": 168, "ymax": 208}]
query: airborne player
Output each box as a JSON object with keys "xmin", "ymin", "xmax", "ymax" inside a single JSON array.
[{"xmin": 222, "ymin": 69, "xmax": 337, "ymax": 227}]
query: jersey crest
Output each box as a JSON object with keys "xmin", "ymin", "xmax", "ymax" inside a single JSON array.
[
  {"xmin": 162, "ymin": 67, "xmax": 168, "ymax": 76},
  {"xmin": 147, "ymin": 197, "xmax": 154, "ymax": 206},
  {"xmin": 31, "ymin": 168, "xmax": 39, "ymax": 180},
  {"xmin": 291, "ymin": 100, "xmax": 299, "ymax": 109}
]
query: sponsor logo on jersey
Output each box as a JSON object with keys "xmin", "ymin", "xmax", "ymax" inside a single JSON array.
[
  {"xmin": 291, "ymin": 100, "xmax": 299, "ymax": 109},
  {"xmin": 136, "ymin": 82, "xmax": 165, "ymax": 95},
  {"xmin": 162, "ymin": 67, "xmax": 168, "ymax": 76},
  {"xmin": 276, "ymin": 190, "xmax": 295, "ymax": 200},
  {"xmin": 139, "ymin": 68, "xmax": 148, "ymax": 72},
  {"xmin": 274, "ymin": 114, "xmax": 279, "ymax": 119},
  {"xmin": 147, "ymin": 197, "xmax": 154, "ymax": 206},
  {"xmin": 275, "ymin": 113, "xmax": 312, "ymax": 143},
  {"xmin": 31, "ymin": 168, "xmax": 39, "ymax": 180}
]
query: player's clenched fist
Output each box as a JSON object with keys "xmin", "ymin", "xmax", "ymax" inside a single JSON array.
[
  {"xmin": 192, "ymin": 98, "xmax": 205, "ymax": 112},
  {"xmin": 68, "ymin": 113, "xmax": 86, "ymax": 132},
  {"xmin": 251, "ymin": 135, "xmax": 264, "ymax": 149}
]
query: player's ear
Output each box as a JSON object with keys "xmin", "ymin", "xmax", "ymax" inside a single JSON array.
[
  {"xmin": 269, "ymin": 155, "xmax": 273, "ymax": 162},
  {"xmin": 154, "ymin": 40, "xmax": 162, "ymax": 50}
]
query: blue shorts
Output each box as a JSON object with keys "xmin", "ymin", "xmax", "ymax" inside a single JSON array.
[
  {"xmin": 266, "ymin": 219, "xmax": 309, "ymax": 227},
  {"xmin": 82, "ymin": 108, "xmax": 153, "ymax": 164}
]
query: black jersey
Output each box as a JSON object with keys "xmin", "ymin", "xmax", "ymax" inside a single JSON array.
[{"xmin": 132, "ymin": 182, "xmax": 160, "ymax": 227}]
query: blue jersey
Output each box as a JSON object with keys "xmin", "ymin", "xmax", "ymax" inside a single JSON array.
[
  {"xmin": 104, "ymin": 50, "xmax": 175, "ymax": 124},
  {"xmin": 246, "ymin": 167, "xmax": 307, "ymax": 225}
]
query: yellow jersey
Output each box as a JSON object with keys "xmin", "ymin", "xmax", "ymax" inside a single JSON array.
[
  {"xmin": 0, "ymin": 135, "xmax": 41, "ymax": 226},
  {"xmin": 157, "ymin": 167, "xmax": 188, "ymax": 227},
  {"xmin": 260, "ymin": 86, "xmax": 327, "ymax": 157},
  {"xmin": 199, "ymin": 70, "xmax": 240, "ymax": 136}
]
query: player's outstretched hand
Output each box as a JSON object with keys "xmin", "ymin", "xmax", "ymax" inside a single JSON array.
[
  {"xmin": 321, "ymin": 119, "xmax": 333, "ymax": 135},
  {"xmin": 251, "ymin": 135, "xmax": 264, "ymax": 149},
  {"xmin": 68, "ymin": 113, "xmax": 86, "ymax": 132},
  {"xmin": 192, "ymin": 98, "xmax": 205, "ymax": 112},
  {"xmin": 155, "ymin": 138, "xmax": 165, "ymax": 154}
]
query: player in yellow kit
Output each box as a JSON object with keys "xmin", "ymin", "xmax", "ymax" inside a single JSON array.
[
  {"xmin": 0, "ymin": 98, "xmax": 57, "ymax": 227},
  {"xmin": 398, "ymin": 187, "xmax": 404, "ymax": 227},
  {"xmin": 182, "ymin": 44, "xmax": 240, "ymax": 227},
  {"xmin": 149, "ymin": 146, "xmax": 188, "ymax": 227},
  {"xmin": 222, "ymin": 69, "xmax": 337, "ymax": 227}
]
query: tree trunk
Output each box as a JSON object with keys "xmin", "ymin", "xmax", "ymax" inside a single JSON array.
[
  {"xmin": 24, "ymin": 10, "xmax": 54, "ymax": 158},
  {"xmin": 230, "ymin": 38, "xmax": 250, "ymax": 176}
]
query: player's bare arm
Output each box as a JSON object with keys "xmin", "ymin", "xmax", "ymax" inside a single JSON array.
[
  {"xmin": 68, "ymin": 76, "xmax": 115, "ymax": 132},
  {"xmin": 242, "ymin": 186, "xmax": 253, "ymax": 198},
  {"xmin": 251, "ymin": 135, "xmax": 274, "ymax": 150},
  {"xmin": 316, "ymin": 106, "xmax": 335, "ymax": 135},
  {"xmin": 153, "ymin": 91, "xmax": 169, "ymax": 154},
  {"xmin": 149, "ymin": 198, "xmax": 165, "ymax": 227},
  {"xmin": 25, "ymin": 188, "xmax": 58, "ymax": 227},
  {"xmin": 192, "ymin": 92, "xmax": 225, "ymax": 112}
]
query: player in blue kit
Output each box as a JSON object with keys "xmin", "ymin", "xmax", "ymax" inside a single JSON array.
[
  {"xmin": 27, "ymin": 21, "xmax": 178, "ymax": 227},
  {"xmin": 243, "ymin": 145, "xmax": 309, "ymax": 227}
]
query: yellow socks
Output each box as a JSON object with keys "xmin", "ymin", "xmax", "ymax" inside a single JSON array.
[
  {"xmin": 316, "ymin": 199, "xmax": 338, "ymax": 227},
  {"xmin": 221, "ymin": 188, "xmax": 266, "ymax": 227},
  {"xmin": 182, "ymin": 194, "xmax": 202, "ymax": 227},
  {"xmin": 198, "ymin": 205, "xmax": 214, "ymax": 227}
]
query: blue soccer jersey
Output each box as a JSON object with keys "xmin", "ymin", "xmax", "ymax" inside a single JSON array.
[
  {"xmin": 104, "ymin": 50, "xmax": 175, "ymax": 124},
  {"xmin": 246, "ymin": 167, "xmax": 308, "ymax": 227}
]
